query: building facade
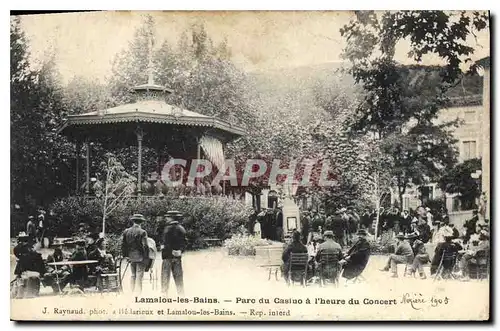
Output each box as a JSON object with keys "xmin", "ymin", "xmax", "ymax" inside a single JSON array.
[{"xmin": 400, "ymin": 67, "xmax": 488, "ymax": 229}]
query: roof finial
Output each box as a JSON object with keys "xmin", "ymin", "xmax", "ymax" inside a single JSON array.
[
  {"xmin": 147, "ymin": 31, "xmax": 155, "ymax": 85},
  {"xmin": 130, "ymin": 27, "xmax": 173, "ymax": 99}
]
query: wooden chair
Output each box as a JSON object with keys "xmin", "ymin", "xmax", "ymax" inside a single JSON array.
[
  {"xmin": 433, "ymin": 250, "xmax": 458, "ymax": 282},
  {"xmin": 469, "ymin": 250, "xmax": 489, "ymax": 280},
  {"xmin": 318, "ymin": 253, "xmax": 340, "ymax": 287},
  {"xmin": 288, "ymin": 253, "xmax": 309, "ymax": 287},
  {"xmin": 98, "ymin": 257, "xmax": 121, "ymax": 294},
  {"xmin": 265, "ymin": 247, "xmax": 283, "ymax": 281}
]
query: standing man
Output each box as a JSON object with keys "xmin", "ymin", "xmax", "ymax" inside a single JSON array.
[
  {"xmin": 37, "ymin": 211, "xmax": 45, "ymax": 248},
  {"xmin": 400, "ymin": 210, "xmax": 412, "ymax": 235},
  {"xmin": 463, "ymin": 210, "xmax": 479, "ymax": 245},
  {"xmin": 300, "ymin": 211, "xmax": 310, "ymax": 245},
  {"xmin": 275, "ymin": 208, "xmax": 284, "ymax": 242},
  {"xmin": 26, "ymin": 216, "xmax": 36, "ymax": 244},
  {"xmin": 161, "ymin": 211, "xmax": 187, "ymax": 296},
  {"xmin": 330, "ymin": 211, "xmax": 346, "ymax": 247},
  {"xmin": 391, "ymin": 208, "xmax": 400, "ymax": 236},
  {"xmin": 414, "ymin": 206, "xmax": 431, "ymax": 244},
  {"xmin": 121, "ymin": 214, "xmax": 149, "ymax": 293}
]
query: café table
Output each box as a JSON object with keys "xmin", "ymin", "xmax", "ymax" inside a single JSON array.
[{"xmin": 47, "ymin": 260, "xmax": 99, "ymax": 295}]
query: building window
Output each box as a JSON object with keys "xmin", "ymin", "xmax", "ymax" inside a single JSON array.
[
  {"xmin": 462, "ymin": 140, "xmax": 477, "ymax": 160},
  {"xmin": 420, "ymin": 185, "xmax": 434, "ymax": 205},
  {"xmin": 403, "ymin": 196, "xmax": 410, "ymax": 211},
  {"xmin": 452, "ymin": 196, "xmax": 461, "ymax": 212},
  {"xmin": 464, "ymin": 110, "xmax": 476, "ymax": 123}
]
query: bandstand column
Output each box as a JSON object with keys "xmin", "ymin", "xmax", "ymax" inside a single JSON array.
[
  {"xmin": 136, "ymin": 127, "xmax": 144, "ymax": 196},
  {"xmin": 196, "ymin": 138, "xmax": 201, "ymax": 188},
  {"xmin": 156, "ymin": 146, "xmax": 162, "ymax": 180},
  {"xmin": 75, "ymin": 141, "xmax": 81, "ymax": 195},
  {"xmin": 196, "ymin": 138, "xmax": 201, "ymax": 160},
  {"xmin": 85, "ymin": 140, "xmax": 90, "ymax": 196}
]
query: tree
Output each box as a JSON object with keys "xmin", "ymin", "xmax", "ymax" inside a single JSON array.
[
  {"xmin": 108, "ymin": 14, "xmax": 156, "ymax": 105},
  {"xmin": 438, "ymin": 158, "xmax": 481, "ymax": 210},
  {"xmin": 97, "ymin": 154, "xmax": 136, "ymax": 235},
  {"xmin": 339, "ymin": 11, "xmax": 488, "ymax": 209},
  {"xmin": 107, "ymin": 17, "xmax": 258, "ymax": 187},
  {"xmin": 11, "ymin": 17, "xmax": 75, "ymax": 208}
]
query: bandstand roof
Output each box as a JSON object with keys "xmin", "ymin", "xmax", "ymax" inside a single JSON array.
[{"xmin": 58, "ymin": 99, "xmax": 246, "ymax": 146}]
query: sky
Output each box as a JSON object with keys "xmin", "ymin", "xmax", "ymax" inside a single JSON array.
[{"xmin": 19, "ymin": 11, "xmax": 490, "ymax": 84}]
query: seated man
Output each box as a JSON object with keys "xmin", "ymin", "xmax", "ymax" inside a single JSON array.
[
  {"xmin": 459, "ymin": 231, "xmax": 489, "ymax": 280},
  {"xmin": 281, "ymin": 231, "xmax": 308, "ymax": 284},
  {"xmin": 315, "ymin": 231, "xmax": 343, "ymax": 282},
  {"xmin": 13, "ymin": 233, "xmax": 31, "ymax": 262},
  {"xmin": 69, "ymin": 240, "xmax": 89, "ymax": 290},
  {"xmin": 340, "ymin": 229, "xmax": 371, "ymax": 281},
  {"xmin": 430, "ymin": 227, "xmax": 462, "ymax": 276},
  {"xmin": 43, "ymin": 243, "xmax": 71, "ymax": 293},
  {"xmin": 88, "ymin": 238, "xmax": 115, "ymax": 275},
  {"xmin": 406, "ymin": 232, "xmax": 430, "ymax": 279},
  {"xmin": 12, "ymin": 239, "xmax": 45, "ymax": 299},
  {"xmin": 380, "ymin": 233, "xmax": 414, "ymax": 278}
]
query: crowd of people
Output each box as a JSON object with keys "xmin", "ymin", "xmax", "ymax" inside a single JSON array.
[
  {"xmin": 12, "ymin": 232, "xmax": 116, "ymax": 298},
  {"xmin": 380, "ymin": 206, "xmax": 490, "ymax": 280},
  {"xmin": 281, "ymin": 228, "xmax": 371, "ymax": 286},
  {"xmin": 12, "ymin": 211, "xmax": 188, "ymax": 298},
  {"xmin": 11, "ymin": 200, "xmax": 490, "ymax": 298},
  {"xmin": 278, "ymin": 204, "xmax": 490, "ymax": 284}
]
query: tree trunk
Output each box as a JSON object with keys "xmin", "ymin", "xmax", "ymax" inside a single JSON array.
[
  {"xmin": 398, "ymin": 190, "xmax": 404, "ymax": 211},
  {"xmin": 373, "ymin": 171, "xmax": 380, "ymax": 240}
]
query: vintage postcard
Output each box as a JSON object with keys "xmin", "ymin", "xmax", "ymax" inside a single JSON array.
[{"xmin": 10, "ymin": 10, "xmax": 490, "ymax": 321}]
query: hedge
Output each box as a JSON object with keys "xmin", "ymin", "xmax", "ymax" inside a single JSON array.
[{"xmin": 49, "ymin": 196, "xmax": 253, "ymax": 250}]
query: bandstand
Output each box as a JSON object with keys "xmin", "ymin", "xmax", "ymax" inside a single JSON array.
[{"xmin": 57, "ymin": 76, "xmax": 246, "ymax": 196}]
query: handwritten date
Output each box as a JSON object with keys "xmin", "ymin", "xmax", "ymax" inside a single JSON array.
[{"xmin": 401, "ymin": 293, "xmax": 449, "ymax": 310}]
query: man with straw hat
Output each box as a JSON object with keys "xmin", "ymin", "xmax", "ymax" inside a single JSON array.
[
  {"xmin": 122, "ymin": 213, "xmax": 149, "ymax": 293},
  {"xmin": 380, "ymin": 232, "xmax": 414, "ymax": 278}
]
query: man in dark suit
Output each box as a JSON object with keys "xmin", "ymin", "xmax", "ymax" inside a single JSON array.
[
  {"xmin": 122, "ymin": 213, "xmax": 149, "ymax": 293},
  {"xmin": 340, "ymin": 229, "xmax": 371, "ymax": 281},
  {"xmin": 161, "ymin": 211, "xmax": 187, "ymax": 296},
  {"xmin": 12, "ymin": 237, "xmax": 45, "ymax": 298},
  {"xmin": 315, "ymin": 230, "xmax": 343, "ymax": 282},
  {"xmin": 70, "ymin": 240, "xmax": 89, "ymax": 290},
  {"xmin": 282, "ymin": 230, "xmax": 308, "ymax": 284},
  {"xmin": 26, "ymin": 216, "xmax": 36, "ymax": 243}
]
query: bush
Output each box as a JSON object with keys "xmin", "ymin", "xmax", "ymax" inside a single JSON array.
[
  {"xmin": 425, "ymin": 198, "xmax": 447, "ymax": 213},
  {"xmin": 105, "ymin": 233, "xmax": 122, "ymax": 258},
  {"xmin": 223, "ymin": 233, "xmax": 273, "ymax": 256},
  {"xmin": 49, "ymin": 196, "xmax": 252, "ymax": 250}
]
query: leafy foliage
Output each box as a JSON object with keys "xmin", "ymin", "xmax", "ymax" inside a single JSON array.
[
  {"xmin": 50, "ymin": 196, "xmax": 252, "ymax": 250},
  {"xmin": 339, "ymin": 11, "xmax": 488, "ymax": 207},
  {"xmin": 438, "ymin": 158, "xmax": 481, "ymax": 210},
  {"xmin": 11, "ymin": 17, "xmax": 75, "ymax": 208},
  {"xmin": 224, "ymin": 233, "xmax": 273, "ymax": 256}
]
